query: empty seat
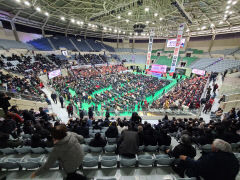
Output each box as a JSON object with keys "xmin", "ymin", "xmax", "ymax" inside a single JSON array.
[
  {"xmin": 120, "ymin": 156, "xmax": 136, "ymax": 167},
  {"xmin": 101, "ymin": 156, "xmax": 118, "ymax": 167},
  {"xmin": 93, "ymin": 129, "xmax": 101, "ymax": 133},
  {"xmin": 89, "ymin": 146, "xmax": 103, "ymax": 153},
  {"xmin": 31, "ymin": 147, "xmax": 45, "ymax": 154},
  {"xmin": 155, "ymin": 154, "xmax": 174, "ymax": 166},
  {"xmin": 82, "ymin": 156, "xmax": 99, "ymax": 168},
  {"xmin": 0, "ymin": 158, "xmax": 22, "ymax": 170},
  {"xmin": 0, "ymin": 148, "xmax": 15, "ymax": 155},
  {"xmin": 145, "ymin": 145, "xmax": 158, "ymax": 152},
  {"xmin": 82, "ymin": 145, "xmax": 89, "ymax": 153},
  {"xmin": 138, "ymin": 155, "xmax": 154, "ymax": 166},
  {"xmin": 138, "ymin": 145, "xmax": 145, "ymax": 152},
  {"xmin": 19, "ymin": 157, "xmax": 42, "ymax": 170},
  {"xmin": 104, "ymin": 145, "xmax": 116, "ymax": 153},
  {"xmin": 22, "ymin": 134, "xmax": 31, "ymax": 139},
  {"xmin": 15, "ymin": 146, "xmax": 31, "ymax": 154}
]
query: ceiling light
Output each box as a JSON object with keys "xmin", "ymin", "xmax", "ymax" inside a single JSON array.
[
  {"xmin": 152, "ymin": 22, "xmax": 155, "ymax": 25},
  {"xmin": 117, "ymin": 15, "xmax": 121, "ymax": 19},
  {"xmin": 114, "ymin": 29, "xmax": 117, "ymax": 33},
  {"xmin": 88, "ymin": 23, "xmax": 91, "ymax": 26},
  {"xmin": 135, "ymin": 32, "xmax": 138, "ymax": 36},
  {"xmin": 201, "ymin": 26, "xmax": 206, "ymax": 30},
  {"xmin": 229, "ymin": 11, "xmax": 233, "ymax": 14},
  {"xmin": 227, "ymin": 0, "xmax": 232, "ymax": 4},
  {"xmin": 119, "ymin": 30, "xmax": 121, "ymax": 33},
  {"xmin": 109, "ymin": 28, "xmax": 112, "ymax": 31},
  {"xmin": 210, "ymin": 23, "xmax": 215, "ymax": 27},
  {"xmin": 226, "ymin": 6, "xmax": 230, "ymax": 9},
  {"xmin": 142, "ymin": 33, "xmax": 145, "ymax": 36},
  {"xmin": 15, "ymin": 0, "xmax": 21, "ymax": 2},
  {"xmin": 159, "ymin": 17, "xmax": 163, "ymax": 21},
  {"xmin": 186, "ymin": 29, "xmax": 190, "ymax": 32},
  {"xmin": 154, "ymin": 13, "xmax": 158, "ymax": 17},
  {"xmin": 44, "ymin": 12, "xmax": 49, "ymax": 16},
  {"xmin": 145, "ymin": 7, "xmax": 149, "ymax": 12},
  {"xmin": 197, "ymin": 28, "xmax": 200, "ymax": 30},
  {"xmin": 71, "ymin": 19, "xmax": 75, "ymax": 23},
  {"xmin": 128, "ymin": 11, "xmax": 132, "ymax": 16},
  {"xmin": 232, "ymin": 1, "xmax": 237, "ymax": 5},
  {"xmin": 219, "ymin": 21, "xmax": 223, "ymax": 24},
  {"xmin": 24, "ymin": 1, "xmax": 30, "ymax": 6},
  {"xmin": 92, "ymin": 24, "xmax": 95, "ymax": 28},
  {"xmin": 225, "ymin": 10, "xmax": 229, "ymax": 14},
  {"xmin": 36, "ymin": 7, "xmax": 41, "ymax": 12},
  {"xmin": 80, "ymin": 21, "xmax": 84, "ymax": 25},
  {"xmin": 146, "ymin": 21, "xmax": 149, "ymax": 24},
  {"xmin": 130, "ymin": 32, "xmax": 133, "ymax": 35},
  {"xmin": 103, "ymin": 27, "xmax": 107, "ymax": 30},
  {"xmin": 126, "ymin": 19, "xmax": 129, "ymax": 23},
  {"xmin": 123, "ymin": 31, "xmax": 125, "ymax": 34},
  {"xmin": 77, "ymin": 21, "xmax": 80, "ymax": 25},
  {"xmin": 146, "ymin": 33, "xmax": 149, "ymax": 36},
  {"xmin": 60, "ymin": 16, "xmax": 65, "ymax": 21},
  {"xmin": 224, "ymin": 14, "xmax": 228, "ymax": 18}
]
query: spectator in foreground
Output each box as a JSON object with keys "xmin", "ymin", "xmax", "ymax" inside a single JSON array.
[
  {"xmin": 67, "ymin": 104, "xmax": 73, "ymax": 118},
  {"xmin": 31, "ymin": 124, "xmax": 84, "ymax": 179},
  {"xmin": 0, "ymin": 92, "xmax": 11, "ymax": 114},
  {"xmin": 180, "ymin": 139, "xmax": 239, "ymax": 180}
]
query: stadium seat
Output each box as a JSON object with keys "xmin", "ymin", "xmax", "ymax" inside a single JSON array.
[
  {"xmin": 19, "ymin": 157, "xmax": 43, "ymax": 170},
  {"xmin": 82, "ymin": 145, "xmax": 89, "ymax": 153},
  {"xmin": 82, "ymin": 156, "xmax": 99, "ymax": 168},
  {"xmin": 120, "ymin": 156, "xmax": 137, "ymax": 167},
  {"xmin": 154, "ymin": 154, "xmax": 174, "ymax": 166},
  {"xmin": 137, "ymin": 155, "xmax": 154, "ymax": 166},
  {"xmin": 0, "ymin": 158, "xmax": 22, "ymax": 170},
  {"xmin": 84, "ymin": 138, "xmax": 93, "ymax": 144},
  {"xmin": 200, "ymin": 144, "xmax": 212, "ymax": 153},
  {"xmin": 101, "ymin": 155, "xmax": 118, "ymax": 168},
  {"xmin": 144, "ymin": 145, "xmax": 159, "ymax": 152},
  {"xmin": 21, "ymin": 134, "xmax": 31, "ymax": 139},
  {"xmin": 89, "ymin": 146, "xmax": 103, "ymax": 153},
  {"xmin": 0, "ymin": 148, "xmax": 15, "ymax": 155},
  {"xmin": 104, "ymin": 145, "xmax": 116, "ymax": 153},
  {"xmin": 107, "ymin": 138, "xmax": 117, "ymax": 144},
  {"xmin": 15, "ymin": 146, "xmax": 31, "ymax": 154},
  {"xmin": 45, "ymin": 147, "xmax": 53, "ymax": 153},
  {"xmin": 31, "ymin": 147, "xmax": 46, "ymax": 154},
  {"xmin": 138, "ymin": 145, "xmax": 145, "ymax": 152}
]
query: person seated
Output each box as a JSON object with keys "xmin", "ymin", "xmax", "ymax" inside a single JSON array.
[
  {"xmin": 89, "ymin": 133, "xmax": 107, "ymax": 147},
  {"xmin": 105, "ymin": 122, "xmax": 118, "ymax": 138},
  {"xmin": 143, "ymin": 123, "xmax": 157, "ymax": 146},
  {"xmin": 180, "ymin": 139, "xmax": 239, "ymax": 180},
  {"xmin": 117, "ymin": 126, "xmax": 139, "ymax": 158},
  {"xmin": 156, "ymin": 129, "xmax": 171, "ymax": 147},
  {"xmin": 0, "ymin": 132, "xmax": 23, "ymax": 148},
  {"xmin": 29, "ymin": 134, "xmax": 46, "ymax": 148},
  {"xmin": 73, "ymin": 121, "xmax": 89, "ymax": 138},
  {"xmin": 215, "ymin": 108, "xmax": 223, "ymax": 117},
  {"xmin": 166, "ymin": 134, "xmax": 196, "ymax": 177}
]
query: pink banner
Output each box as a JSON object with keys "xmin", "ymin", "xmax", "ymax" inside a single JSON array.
[
  {"xmin": 192, "ymin": 69, "xmax": 205, "ymax": 76},
  {"xmin": 150, "ymin": 64, "xmax": 167, "ymax": 73}
]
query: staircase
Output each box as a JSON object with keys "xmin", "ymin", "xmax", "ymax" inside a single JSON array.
[
  {"xmin": 47, "ymin": 38, "xmax": 56, "ymax": 50},
  {"xmin": 85, "ymin": 40, "xmax": 94, "ymax": 51}
]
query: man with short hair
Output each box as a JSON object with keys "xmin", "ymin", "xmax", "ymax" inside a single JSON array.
[
  {"xmin": 179, "ymin": 139, "xmax": 239, "ymax": 180},
  {"xmin": 31, "ymin": 124, "xmax": 84, "ymax": 179}
]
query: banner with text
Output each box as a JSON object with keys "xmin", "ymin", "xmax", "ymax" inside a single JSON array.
[
  {"xmin": 146, "ymin": 30, "xmax": 154, "ymax": 69},
  {"xmin": 170, "ymin": 23, "xmax": 185, "ymax": 72}
]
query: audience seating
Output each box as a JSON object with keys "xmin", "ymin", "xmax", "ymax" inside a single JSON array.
[
  {"xmin": 119, "ymin": 156, "xmax": 137, "ymax": 167},
  {"xmin": 154, "ymin": 154, "xmax": 174, "ymax": 166},
  {"xmin": 137, "ymin": 155, "xmax": 154, "ymax": 166},
  {"xmin": 100, "ymin": 155, "xmax": 118, "ymax": 168},
  {"xmin": 82, "ymin": 156, "xmax": 99, "ymax": 168}
]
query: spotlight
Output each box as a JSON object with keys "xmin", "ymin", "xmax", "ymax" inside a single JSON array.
[
  {"xmin": 60, "ymin": 17, "xmax": 65, "ymax": 21},
  {"xmin": 44, "ymin": 12, "xmax": 49, "ymax": 16},
  {"xmin": 226, "ymin": 6, "xmax": 230, "ymax": 9},
  {"xmin": 126, "ymin": 19, "xmax": 129, "ymax": 23},
  {"xmin": 146, "ymin": 21, "xmax": 149, "ymax": 24},
  {"xmin": 219, "ymin": 21, "xmax": 223, "ymax": 24},
  {"xmin": 159, "ymin": 17, "xmax": 163, "ymax": 21},
  {"xmin": 117, "ymin": 15, "xmax": 121, "ymax": 19},
  {"xmin": 15, "ymin": 0, "xmax": 21, "ymax": 2},
  {"xmin": 154, "ymin": 13, "xmax": 158, "ymax": 17},
  {"xmin": 71, "ymin": 19, "xmax": 75, "ymax": 23},
  {"xmin": 128, "ymin": 11, "xmax": 132, "ymax": 15},
  {"xmin": 36, "ymin": 7, "xmax": 41, "ymax": 12},
  {"xmin": 145, "ymin": 7, "xmax": 149, "ymax": 12},
  {"xmin": 210, "ymin": 23, "xmax": 215, "ymax": 27},
  {"xmin": 232, "ymin": 1, "xmax": 237, "ymax": 5},
  {"xmin": 24, "ymin": 1, "xmax": 30, "ymax": 6},
  {"xmin": 77, "ymin": 21, "xmax": 80, "ymax": 25}
]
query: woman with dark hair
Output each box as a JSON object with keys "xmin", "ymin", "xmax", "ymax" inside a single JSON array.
[
  {"xmin": 105, "ymin": 122, "xmax": 118, "ymax": 138},
  {"xmin": 89, "ymin": 132, "xmax": 107, "ymax": 147},
  {"xmin": 130, "ymin": 112, "xmax": 142, "ymax": 125}
]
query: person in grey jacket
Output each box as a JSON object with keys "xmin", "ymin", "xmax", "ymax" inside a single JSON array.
[{"xmin": 31, "ymin": 124, "xmax": 84, "ymax": 179}]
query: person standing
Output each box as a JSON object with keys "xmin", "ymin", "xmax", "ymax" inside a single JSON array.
[
  {"xmin": 31, "ymin": 124, "xmax": 85, "ymax": 180},
  {"xmin": 67, "ymin": 104, "xmax": 73, "ymax": 118},
  {"xmin": 51, "ymin": 92, "xmax": 57, "ymax": 104},
  {"xmin": 0, "ymin": 93, "xmax": 11, "ymax": 114},
  {"xmin": 59, "ymin": 95, "xmax": 64, "ymax": 108},
  {"xmin": 88, "ymin": 107, "xmax": 93, "ymax": 119}
]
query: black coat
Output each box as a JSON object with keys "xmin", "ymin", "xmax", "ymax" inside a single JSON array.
[
  {"xmin": 157, "ymin": 133, "xmax": 171, "ymax": 146},
  {"xmin": 170, "ymin": 143, "xmax": 196, "ymax": 159},
  {"xmin": 74, "ymin": 126, "xmax": 89, "ymax": 138},
  {"xmin": 89, "ymin": 137, "xmax": 106, "ymax": 147},
  {"xmin": 184, "ymin": 151, "xmax": 239, "ymax": 180},
  {"xmin": 105, "ymin": 126, "xmax": 118, "ymax": 138},
  {"xmin": 0, "ymin": 96, "xmax": 11, "ymax": 109}
]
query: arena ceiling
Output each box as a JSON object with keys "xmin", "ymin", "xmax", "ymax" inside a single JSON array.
[{"xmin": 0, "ymin": 0, "xmax": 240, "ymax": 39}]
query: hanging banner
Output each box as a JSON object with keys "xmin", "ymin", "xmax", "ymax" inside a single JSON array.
[
  {"xmin": 170, "ymin": 23, "xmax": 185, "ymax": 72},
  {"xmin": 146, "ymin": 30, "xmax": 154, "ymax": 69}
]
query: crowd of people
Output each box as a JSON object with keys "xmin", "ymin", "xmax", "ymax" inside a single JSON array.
[{"xmin": 151, "ymin": 76, "xmax": 207, "ymax": 111}]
